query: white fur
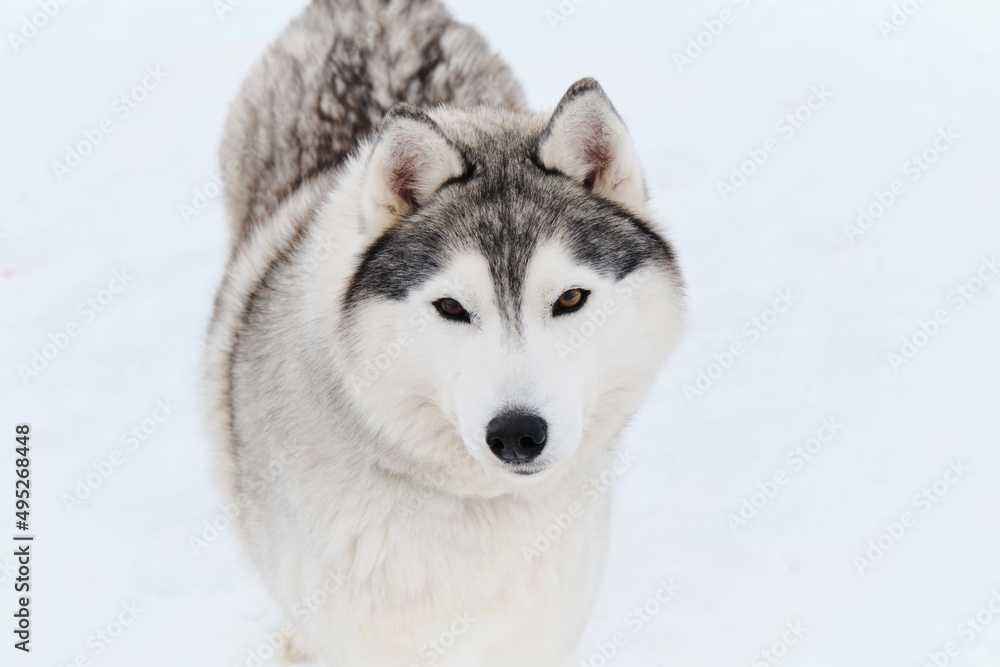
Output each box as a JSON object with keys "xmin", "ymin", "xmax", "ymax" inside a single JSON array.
[
  {"xmin": 362, "ymin": 113, "xmax": 466, "ymax": 238},
  {"xmin": 538, "ymin": 88, "xmax": 648, "ymax": 217},
  {"xmin": 207, "ymin": 111, "xmax": 686, "ymax": 667}
]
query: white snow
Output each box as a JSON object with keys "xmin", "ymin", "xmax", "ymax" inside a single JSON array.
[{"xmin": 2, "ymin": 0, "xmax": 999, "ymax": 665}]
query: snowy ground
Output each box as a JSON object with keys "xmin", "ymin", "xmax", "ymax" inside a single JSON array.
[{"xmin": 2, "ymin": 0, "xmax": 1000, "ymax": 665}]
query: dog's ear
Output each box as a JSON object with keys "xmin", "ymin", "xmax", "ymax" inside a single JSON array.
[
  {"xmin": 538, "ymin": 78, "xmax": 646, "ymax": 215},
  {"xmin": 362, "ymin": 104, "xmax": 467, "ymax": 238}
]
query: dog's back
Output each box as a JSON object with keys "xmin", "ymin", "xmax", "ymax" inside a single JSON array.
[{"xmin": 219, "ymin": 0, "xmax": 524, "ymax": 246}]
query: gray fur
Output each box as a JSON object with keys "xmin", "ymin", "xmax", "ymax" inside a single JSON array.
[
  {"xmin": 346, "ymin": 105, "xmax": 678, "ymax": 326},
  {"xmin": 219, "ymin": 0, "xmax": 525, "ymax": 246},
  {"xmin": 206, "ymin": 1, "xmax": 686, "ymax": 664}
]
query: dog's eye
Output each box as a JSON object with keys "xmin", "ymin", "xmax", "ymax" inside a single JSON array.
[
  {"xmin": 433, "ymin": 297, "xmax": 471, "ymax": 323},
  {"xmin": 552, "ymin": 289, "xmax": 589, "ymax": 316}
]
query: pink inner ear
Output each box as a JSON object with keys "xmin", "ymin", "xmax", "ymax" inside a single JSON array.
[
  {"xmin": 580, "ymin": 118, "xmax": 612, "ymax": 191},
  {"xmin": 389, "ymin": 152, "xmax": 420, "ymax": 207}
]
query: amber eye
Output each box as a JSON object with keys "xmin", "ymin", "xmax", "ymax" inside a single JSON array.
[
  {"xmin": 552, "ymin": 289, "xmax": 590, "ymax": 316},
  {"xmin": 433, "ymin": 297, "xmax": 471, "ymax": 323}
]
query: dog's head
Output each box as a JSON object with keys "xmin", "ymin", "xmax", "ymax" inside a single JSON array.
[{"xmin": 325, "ymin": 79, "xmax": 685, "ymax": 493}]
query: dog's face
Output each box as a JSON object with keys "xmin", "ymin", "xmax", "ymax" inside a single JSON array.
[{"xmin": 334, "ymin": 80, "xmax": 685, "ymax": 492}]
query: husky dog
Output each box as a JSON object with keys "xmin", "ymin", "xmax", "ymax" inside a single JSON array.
[{"xmin": 205, "ymin": 1, "xmax": 686, "ymax": 664}]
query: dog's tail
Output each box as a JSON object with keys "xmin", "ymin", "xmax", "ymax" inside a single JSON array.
[{"xmin": 218, "ymin": 0, "xmax": 525, "ymax": 248}]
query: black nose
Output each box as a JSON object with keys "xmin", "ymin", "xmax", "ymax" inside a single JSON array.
[{"xmin": 486, "ymin": 413, "xmax": 548, "ymax": 464}]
